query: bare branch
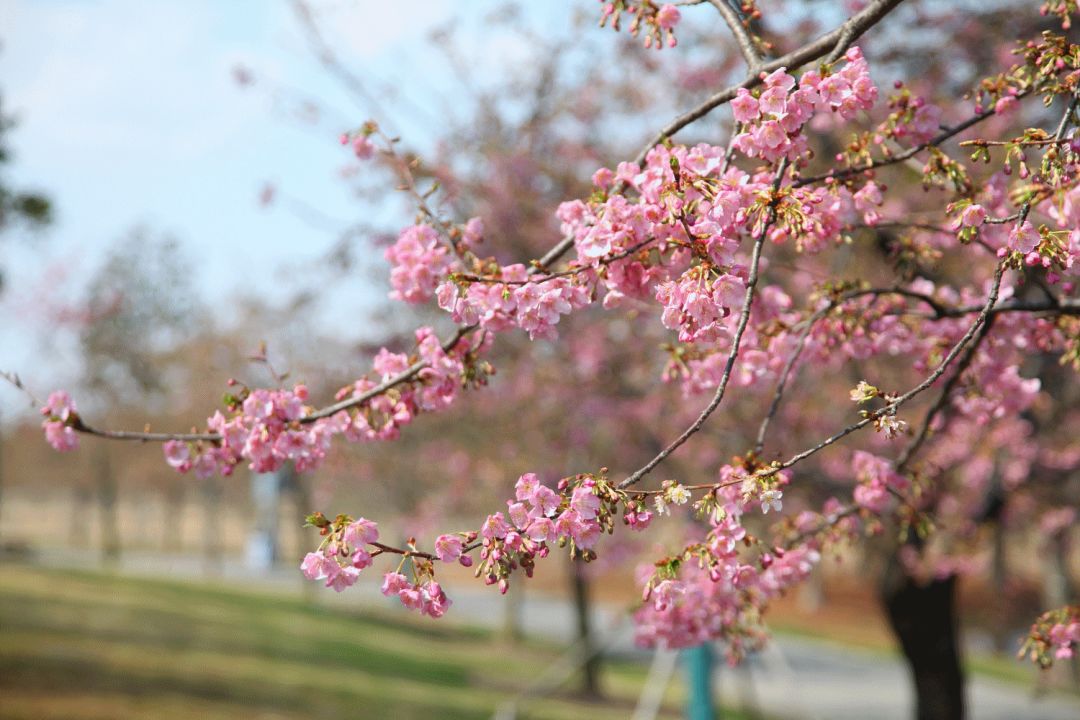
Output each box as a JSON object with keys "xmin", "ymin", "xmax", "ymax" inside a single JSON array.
[
  {"xmin": 707, "ymin": 0, "xmax": 762, "ymax": 71},
  {"xmin": 752, "ymin": 303, "xmax": 826, "ymax": 456},
  {"xmin": 0, "ymin": 371, "xmax": 42, "ymax": 409}
]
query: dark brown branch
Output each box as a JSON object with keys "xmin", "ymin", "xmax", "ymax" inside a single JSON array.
[
  {"xmin": 894, "ymin": 316, "xmax": 995, "ymax": 473},
  {"xmin": 762, "ymin": 260, "xmax": 1007, "ymax": 479},
  {"xmin": 795, "ymin": 90, "xmax": 1032, "ymax": 188},
  {"xmin": 454, "ymin": 238, "xmax": 656, "ymax": 286},
  {"xmin": 65, "ymin": 326, "xmax": 478, "ymax": 443},
  {"xmin": 304, "ymin": 326, "xmax": 475, "ymax": 421}
]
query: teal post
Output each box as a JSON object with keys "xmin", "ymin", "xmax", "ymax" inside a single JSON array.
[{"xmin": 683, "ymin": 643, "xmax": 716, "ymax": 719}]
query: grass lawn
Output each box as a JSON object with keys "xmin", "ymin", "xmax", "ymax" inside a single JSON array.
[{"xmin": 0, "ymin": 562, "xmax": 750, "ymax": 720}]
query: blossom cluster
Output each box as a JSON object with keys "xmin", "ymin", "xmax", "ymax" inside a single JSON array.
[
  {"xmin": 633, "ymin": 465, "xmax": 821, "ymax": 659},
  {"xmin": 1021, "ymin": 606, "xmax": 1080, "ymax": 666},
  {"xmin": 437, "ymin": 266, "xmax": 592, "ymax": 341},
  {"xmin": 161, "ymin": 326, "xmax": 482, "ymax": 478},
  {"xmin": 851, "ymin": 450, "xmax": 909, "ymax": 513},
  {"xmin": 301, "ymin": 513, "xmax": 455, "ymax": 616},
  {"xmin": 731, "ymin": 50, "xmax": 878, "ymax": 162},
  {"xmin": 298, "ymin": 470, "xmax": 741, "ymax": 615},
  {"xmin": 385, "ymin": 225, "xmax": 452, "ymax": 304},
  {"xmin": 473, "ymin": 472, "xmax": 655, "ymax": 594},
  {"xmin": 597, "ymin": 1, "xmax": 682, "ymax": 50},
  {"xmin": 301, "ymin": 516, "xmax": 379, "ymax": 592}
]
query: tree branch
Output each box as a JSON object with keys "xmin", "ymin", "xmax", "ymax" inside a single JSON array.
[
  {"xmin": 762, "ymin": 260, "xmax": 1007, "ymax": 479},
  {"xmin": 707, "ymin": 0, "xmax": 762, "ymax": 71},
  {"xmin": 633, "ymin": 0, "xmax": 907, "ymax": 164},
  {"xmin": 894, "ymin": 315, "xmax": 995, "ymax": 473},
  {"xmin": 795, "ymin": 91, "xmax": 1032, "ymax": 188},
  {"xmin": 620, "ymin": 158, "xmax": 790, "ymax": 489}
]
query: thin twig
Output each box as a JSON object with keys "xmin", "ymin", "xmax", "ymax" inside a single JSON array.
[
  {"xmin": 894, "ymin": 315, "xmax": 995, "ymax": 472},
  {"xmin": 752, "ymin": 304, "xmax": 827, "ymax": 456},
  {"xmin": 760, "ymin": 260, "xmax": 1008, "ymax": 480},
  {"xmin": 620, "ymin": 158, "xmax": 790, "ymax": 489},
  {"xmin": 794, "ymin": 93, "xmax": 1030, "ymax": 188}
]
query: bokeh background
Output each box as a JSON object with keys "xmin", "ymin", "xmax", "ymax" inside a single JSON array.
[{"xmin": 1, "ymin": 1, "xmax": 1079, "ymax": 719}]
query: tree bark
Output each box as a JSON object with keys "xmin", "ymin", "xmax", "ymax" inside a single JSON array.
[
  {"xmin": 881, "ymin": 557, "xmax": 965, "ymax": 720},
  {"xmin": 570, "ymin": 556, "xmax": 601, "ymax": 697}
]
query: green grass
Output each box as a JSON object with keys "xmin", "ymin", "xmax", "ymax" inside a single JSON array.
[{"xmin": 0, "ymin": 563, "xmax": 754, "ymax": 720}]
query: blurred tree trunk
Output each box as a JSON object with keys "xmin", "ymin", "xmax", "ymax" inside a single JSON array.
[
  {"xmin": 285, "ymin": 472, "xmax": 318, "ymax": 602},
  {"xmin": 503, "ymin": 580, "xmax": 524, "ymax": 644},
  {"xmin": 69, "ymin": 483, "xmax": 92, "ymax": 547},
  {"xmin": 201, "ymin": 477, "xmax": 223, "ymax": 575},
  {"xmin": 570, "ymin": 556, "xmax": 601, "ymax": 697},
  {"xmin": 991, "ymin": 519, "xmax": 1010, "ymax": 653},
  {"xmin": 798, "ymin": 564, "xmax": 824, "ymax": 613},
  {"xmin": 95, "ymin": 444, "xmax": 121, "ymax": 563},
  {"xmin": 161, "ymin": 484, "xmax": 184, "ymax": 553},
  {"xmin": 881, "ymin": 554, "xmax": 965, "ymax": 720},
  {"xmin": 1042, "ymin": 530, "xmax": 1079, "ymax": 689},
  {"xmin": 282, "ymin": 466, "xmax": 308, "ymax": 562}
]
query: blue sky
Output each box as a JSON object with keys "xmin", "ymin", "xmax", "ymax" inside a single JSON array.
[
  {"xmin": 0, "ymin": 0, "xmax": 738, "ymax": 423},
  {"xmin": 0, "ymin": 0, "xmax": 577, "ymax": 420}
]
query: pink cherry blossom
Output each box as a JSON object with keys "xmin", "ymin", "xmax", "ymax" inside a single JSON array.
[
  {"xmin": 434, "ymin": 534, "xmax": 464, "ymax": 562},
  {"xmin": 656, "ymin": 4, "xmax": 681, "ymax": 30}
]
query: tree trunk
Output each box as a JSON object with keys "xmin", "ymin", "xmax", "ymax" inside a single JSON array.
[
  {"xmin": 991, "ymin": 519, "xmax": 1010, "ymax": 653},
  {"xmin": 161, "ymin": 484, "xmax": 184, "ymax": 553},
  {"xmin": 570, "ymin": 556, "xmax": 601, "ymax": 697},
  {"xmin": 95, "ymin": 445, "xmax": 121, "ymax": 562},
  {"xmin": 69, "ymin": 483, "xmax": 92, "ymax": 547},
  {"xmin": 201, "ymin": 477, "xmax": 223, "ymax": 575},
  {"xmin": 502, "ymin": 579, "xmax": 524, "ymax": 645},
  {"xmin": 881, "ymin": 557, "xmax": 965, "ymax": 720}
]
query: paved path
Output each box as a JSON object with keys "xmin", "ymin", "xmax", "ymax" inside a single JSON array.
[{"xmin": 23, "ymin": 548, "xmax": 1080, "ymax": 720}]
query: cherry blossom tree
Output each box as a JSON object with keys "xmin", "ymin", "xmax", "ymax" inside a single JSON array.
[{"xmin": 17, "ymin": 1, "xmax": 1080, "ymax": 717}]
